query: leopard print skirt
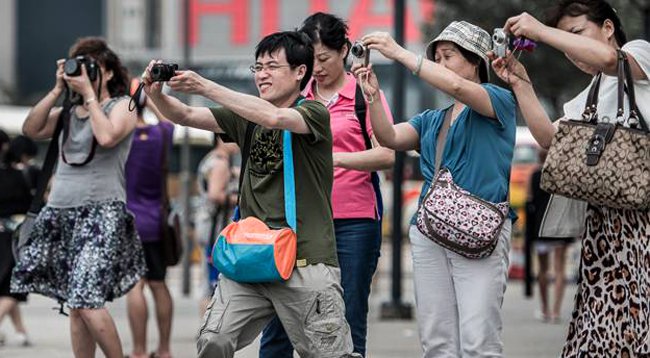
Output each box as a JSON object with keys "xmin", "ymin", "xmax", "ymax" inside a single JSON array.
[{"xmin": 561, "ymin": 206, "xmax": 650, "ymax": 357}]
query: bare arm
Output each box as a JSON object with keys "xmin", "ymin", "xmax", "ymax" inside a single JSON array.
[
  {"xmin": 334, "ymin": 135, "xmax": 395, "ymax": 171},
  {"xmin": 167, "ymin": 69, "xmax": 312, "ymax": 134},
  {"xmin": 85, "ymin": 99, "xmax": 137, "ymax": 147},
  {"xmin": 142, "ymin": 60, "xmax": 223, "ymax": 133},
  {"xmin": 23, "ymin": 59, "xmax": 66, "ymax": 139},
  {"xmin": 491, "ymin": 52, "xmax": 557, "ymax": 149},
  {"xmin": 207, "ymin": 155, "xmax": 231, "ymax": 205},
  {"xmin": 351, "ymin": 63, "xmax": 420, "ymax": 151},
  {"xmin": 23, "ymin": 91, "xmax": 63, "ymax": 140},
  {"xmin": 362, "ymin": 32, "xmax": 496, "ymax": 118},
  {"xmin": 505, "ymin": 12, "xmax": 647, "ymax": 79}
]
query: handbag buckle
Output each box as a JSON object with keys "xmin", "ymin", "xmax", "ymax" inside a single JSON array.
[{"xmin": 585, "ymin": 123, "xmax": 615, "ymax": 166}]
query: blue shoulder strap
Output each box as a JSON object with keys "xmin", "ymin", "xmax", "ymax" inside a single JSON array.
[
  {"xmin": 283, "ymin": 97, "xmax": 303, "ymax": 231},
  {"xmin": 283, "ymin": 129, "xmax": 296, "ymax": 231}
]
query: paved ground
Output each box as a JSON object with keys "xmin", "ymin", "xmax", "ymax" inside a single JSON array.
[{"xmin": 1, "ymin": 242, "xmax": 577, "ymax": 357}]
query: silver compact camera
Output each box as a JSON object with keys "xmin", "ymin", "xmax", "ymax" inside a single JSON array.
[
  {"xmin": 351, "ymin": 41, "xmax": 369, "ymax": 66},
  {"xmin": 492, "ymin": 28, "xmax": 509, "ymax": 58}
]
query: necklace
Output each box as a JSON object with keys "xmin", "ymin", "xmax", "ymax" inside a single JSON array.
[{"xmin": 315, "ymin": 83, "xmax": 337, "ymax": 105}]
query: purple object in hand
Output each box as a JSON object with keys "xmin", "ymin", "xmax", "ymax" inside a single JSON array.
[{"xmin": 513, "ymin": 38, "xmax": 537, "ymax": 52}]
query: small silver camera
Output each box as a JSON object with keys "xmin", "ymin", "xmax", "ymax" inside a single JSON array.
[
  {"xmin": 351, "ymin": 41, "xmax": 369, "ymax": 66},
  {"xmin": 492, "ymin": 28, "xmax": 509, "ymax": 58}
]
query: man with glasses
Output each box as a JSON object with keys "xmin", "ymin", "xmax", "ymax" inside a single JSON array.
[{"xmin": 143, "ymin": 31, "xmax": 358, "ymax": 358}]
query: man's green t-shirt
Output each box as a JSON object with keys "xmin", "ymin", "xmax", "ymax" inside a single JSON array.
[{"xmin": 210, "ymin": 99, "xmax": 338, "ymax": 267}]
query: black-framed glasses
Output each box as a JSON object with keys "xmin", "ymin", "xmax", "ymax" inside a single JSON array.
[{"xmin": 249, "ymin": 63, "xmax": 292, "ymax": 74}]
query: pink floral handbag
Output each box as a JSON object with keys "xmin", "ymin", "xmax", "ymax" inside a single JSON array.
[{"xmin": 416, "ymin": 168, "xmax": 509, "ymax": 259}]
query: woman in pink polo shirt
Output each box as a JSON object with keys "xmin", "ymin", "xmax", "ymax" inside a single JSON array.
[{"xmin": 259, "ymin": 12, "xmax": 395, "ymax": 358}]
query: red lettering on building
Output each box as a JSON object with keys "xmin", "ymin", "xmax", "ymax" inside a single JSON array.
[
  {"xmin": 347, "ymin": 0, "xmax": 423, "ymax": 43},
  {"xmin": 261, "ymin": 0, "xmax": 280, "ymax": 36},
  {"xmin": 189, "ymin": 0, "xmax": 249, "ymax": 46},
  {"xmin": 309, "ymin": 0, "xmax": 330, "ymax": 13}
]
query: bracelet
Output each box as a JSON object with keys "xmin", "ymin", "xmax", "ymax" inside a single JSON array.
[
  {"xmin": 412, "ymin": 54, "xmax": 424, "ymax": 76},
  {"xmin": 84, "ymin": 97, "xmax": 97, "ymax": 106}
]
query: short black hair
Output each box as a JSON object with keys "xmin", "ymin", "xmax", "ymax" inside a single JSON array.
[
  {"xmin": 255, "ymin": 31, "xmax": 314, "ymax": 91},
  {"xmin": 299, "ymin": 12, "xmax": 351, "ymax": 65},
  {"xmin": 545, "ymin": 0, "xmax": 627, "ymax": 47}
]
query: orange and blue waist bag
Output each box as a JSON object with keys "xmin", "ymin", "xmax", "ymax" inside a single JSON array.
[{"xmin": 212, "ymin": 129, "xmax": 297, "ymax": 282}]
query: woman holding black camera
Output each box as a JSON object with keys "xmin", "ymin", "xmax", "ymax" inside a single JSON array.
[{"xmin": 12, "ymin": 37, "xmax": 146, "ymax": 358}]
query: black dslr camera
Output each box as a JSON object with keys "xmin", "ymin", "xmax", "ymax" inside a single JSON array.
[
  {"xmin": 351, "ymin": 41, "xmax": 369, "ymax": 66},
  {"xmin": 151, "ymin": 63, "xmax": 178, "ymax": 82},
  {"xmin": 64, "ymin": 56, "xmax": 99, "ymax": 81}
]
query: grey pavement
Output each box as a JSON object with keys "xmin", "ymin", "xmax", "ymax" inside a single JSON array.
[{"xmin": 1, "ymin": 241, "xmax": 578, "ymax": 358}]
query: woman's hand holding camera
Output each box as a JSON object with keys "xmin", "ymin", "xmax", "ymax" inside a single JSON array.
[
  {"xmin": 504, "ymin": 12, "xmax": 548, "ymax": 42},
  {"xmin": 63, "ymin": 64, "xmax": 94, "ymax": 100},
  {"xmin": 489, "ymin": 50, "xmax": 532, "ymax": 88},
  {"xmin": 351, "ymin": 62, "xmax": 380, "ymax": 102},
  {"xmin": 361, "ymin": 32, "xmax": 406, "ymax": 61},
  {"xmin": 52, "ymin": 59, "xmax": 66, "ymax": 96}
]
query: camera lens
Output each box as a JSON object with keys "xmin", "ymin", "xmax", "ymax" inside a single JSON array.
[
  {"xmin": 64, "ymin": 59, "xmax": 81, "ymax": 76},
  {"xmin": 351, "ymin": 43, "xmax": 365, "ymax": 58}
]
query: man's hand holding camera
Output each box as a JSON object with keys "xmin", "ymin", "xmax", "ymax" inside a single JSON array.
[{"xmin": 143, "ymin": 60, "xmax": 210, "ymax": 97}]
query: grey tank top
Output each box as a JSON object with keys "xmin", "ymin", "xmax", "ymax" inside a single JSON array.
[{"xmin": 48, "ymin": 96, "xmax": 134, "ymax": 208}]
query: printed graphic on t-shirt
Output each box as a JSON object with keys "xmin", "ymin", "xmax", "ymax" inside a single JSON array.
[{"xmin": 249, "ymin": 128, "xmax": 282, "ymax": 177}]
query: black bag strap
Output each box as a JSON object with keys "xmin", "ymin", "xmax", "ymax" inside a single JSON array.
[
  {"xmin": 583, "ymin": 72, "xmax": 603, "ymax": 123},
  {"xmin": 355, "ymin": 84, "xmax": 373, "ymax": 150},
  {"xmin": 60, "ymin": 98, "xmax": 118, "ymax": 166},
  {"xmin": 354, "ymin": 84, "xmax": 384, "ymax": 219},
  {"xmin": 27, "ymin": 101, "xmax": 70, "ymax": 214}
]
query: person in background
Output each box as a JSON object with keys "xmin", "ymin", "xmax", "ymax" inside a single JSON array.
[
  {"xmin": 491, "ymin": 0, "xmax": 650, "ymax": 355},
  {"xmin": 195, "ymin": 137, "xmax": 240, "ymax": 318},
  {"xmin": 11, "ymin": 37, "xmax": 145, "ymax": 358},
  {"xmin": 124, "ymin": 79, "xmax": 175, "ymax": 358},
  {"xmin": 0, "ymin": 131, "xmax": 32, "ymax": 348},
  {"xmin": 525, "ymin": 149, "xmax": 574, "ymax": 324},
  {"xmin": 260, "ymin": 12, "xmax": 394, "ymax": 357}
]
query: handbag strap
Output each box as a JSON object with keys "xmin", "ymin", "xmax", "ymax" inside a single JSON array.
[
  {"xmin": 232, "ymin": 121, "xmax": 256, "ymax": 221},
  {"xmin": 434, "ymin": 107, "xmax": 453, "ymax": 173},
  {"xmin": 619, "ymin": 50, "xmax": 649, "ymax": 131},
  {"xmin": 582, "ymin": 72, "xmax": 603, "ymax": 122}
]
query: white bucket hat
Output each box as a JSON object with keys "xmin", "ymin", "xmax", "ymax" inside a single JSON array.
[{"xmin": 425, "ymin": 21, "xmax": 491, "ymax": 81}]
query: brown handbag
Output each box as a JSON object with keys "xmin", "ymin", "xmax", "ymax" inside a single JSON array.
[{"xmin": 540, "ymin": 50, "xmax": 650, "ymax": 210}]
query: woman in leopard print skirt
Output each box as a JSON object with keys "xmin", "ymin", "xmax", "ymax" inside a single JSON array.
[{"xmin": 491, "ymin": 0, "xmax": 650, "ymax": 356}]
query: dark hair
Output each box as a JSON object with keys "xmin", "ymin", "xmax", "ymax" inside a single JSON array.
[
  {"xmin": 299, "ymin": 12, "xmax": 351, "ymax": 65},
  {"xmin": 6, "ymin": 135, "xmax": 37, "ymax": 165},
  {"xmin": 546, "ymin": 0, "xmax": 627, "ymax": 47},
  {"xmin": 255, "ymin": 31, "xmax": 314, "ymax": 91},
  {"xmin": 69, "ymin": 37, "xmax": 130, "ymax": 97}
]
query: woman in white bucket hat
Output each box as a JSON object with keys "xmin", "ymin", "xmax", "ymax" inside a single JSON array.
[{"xmin": 352, "ymin": 21, "xmax": 517, "ymax": 357}]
